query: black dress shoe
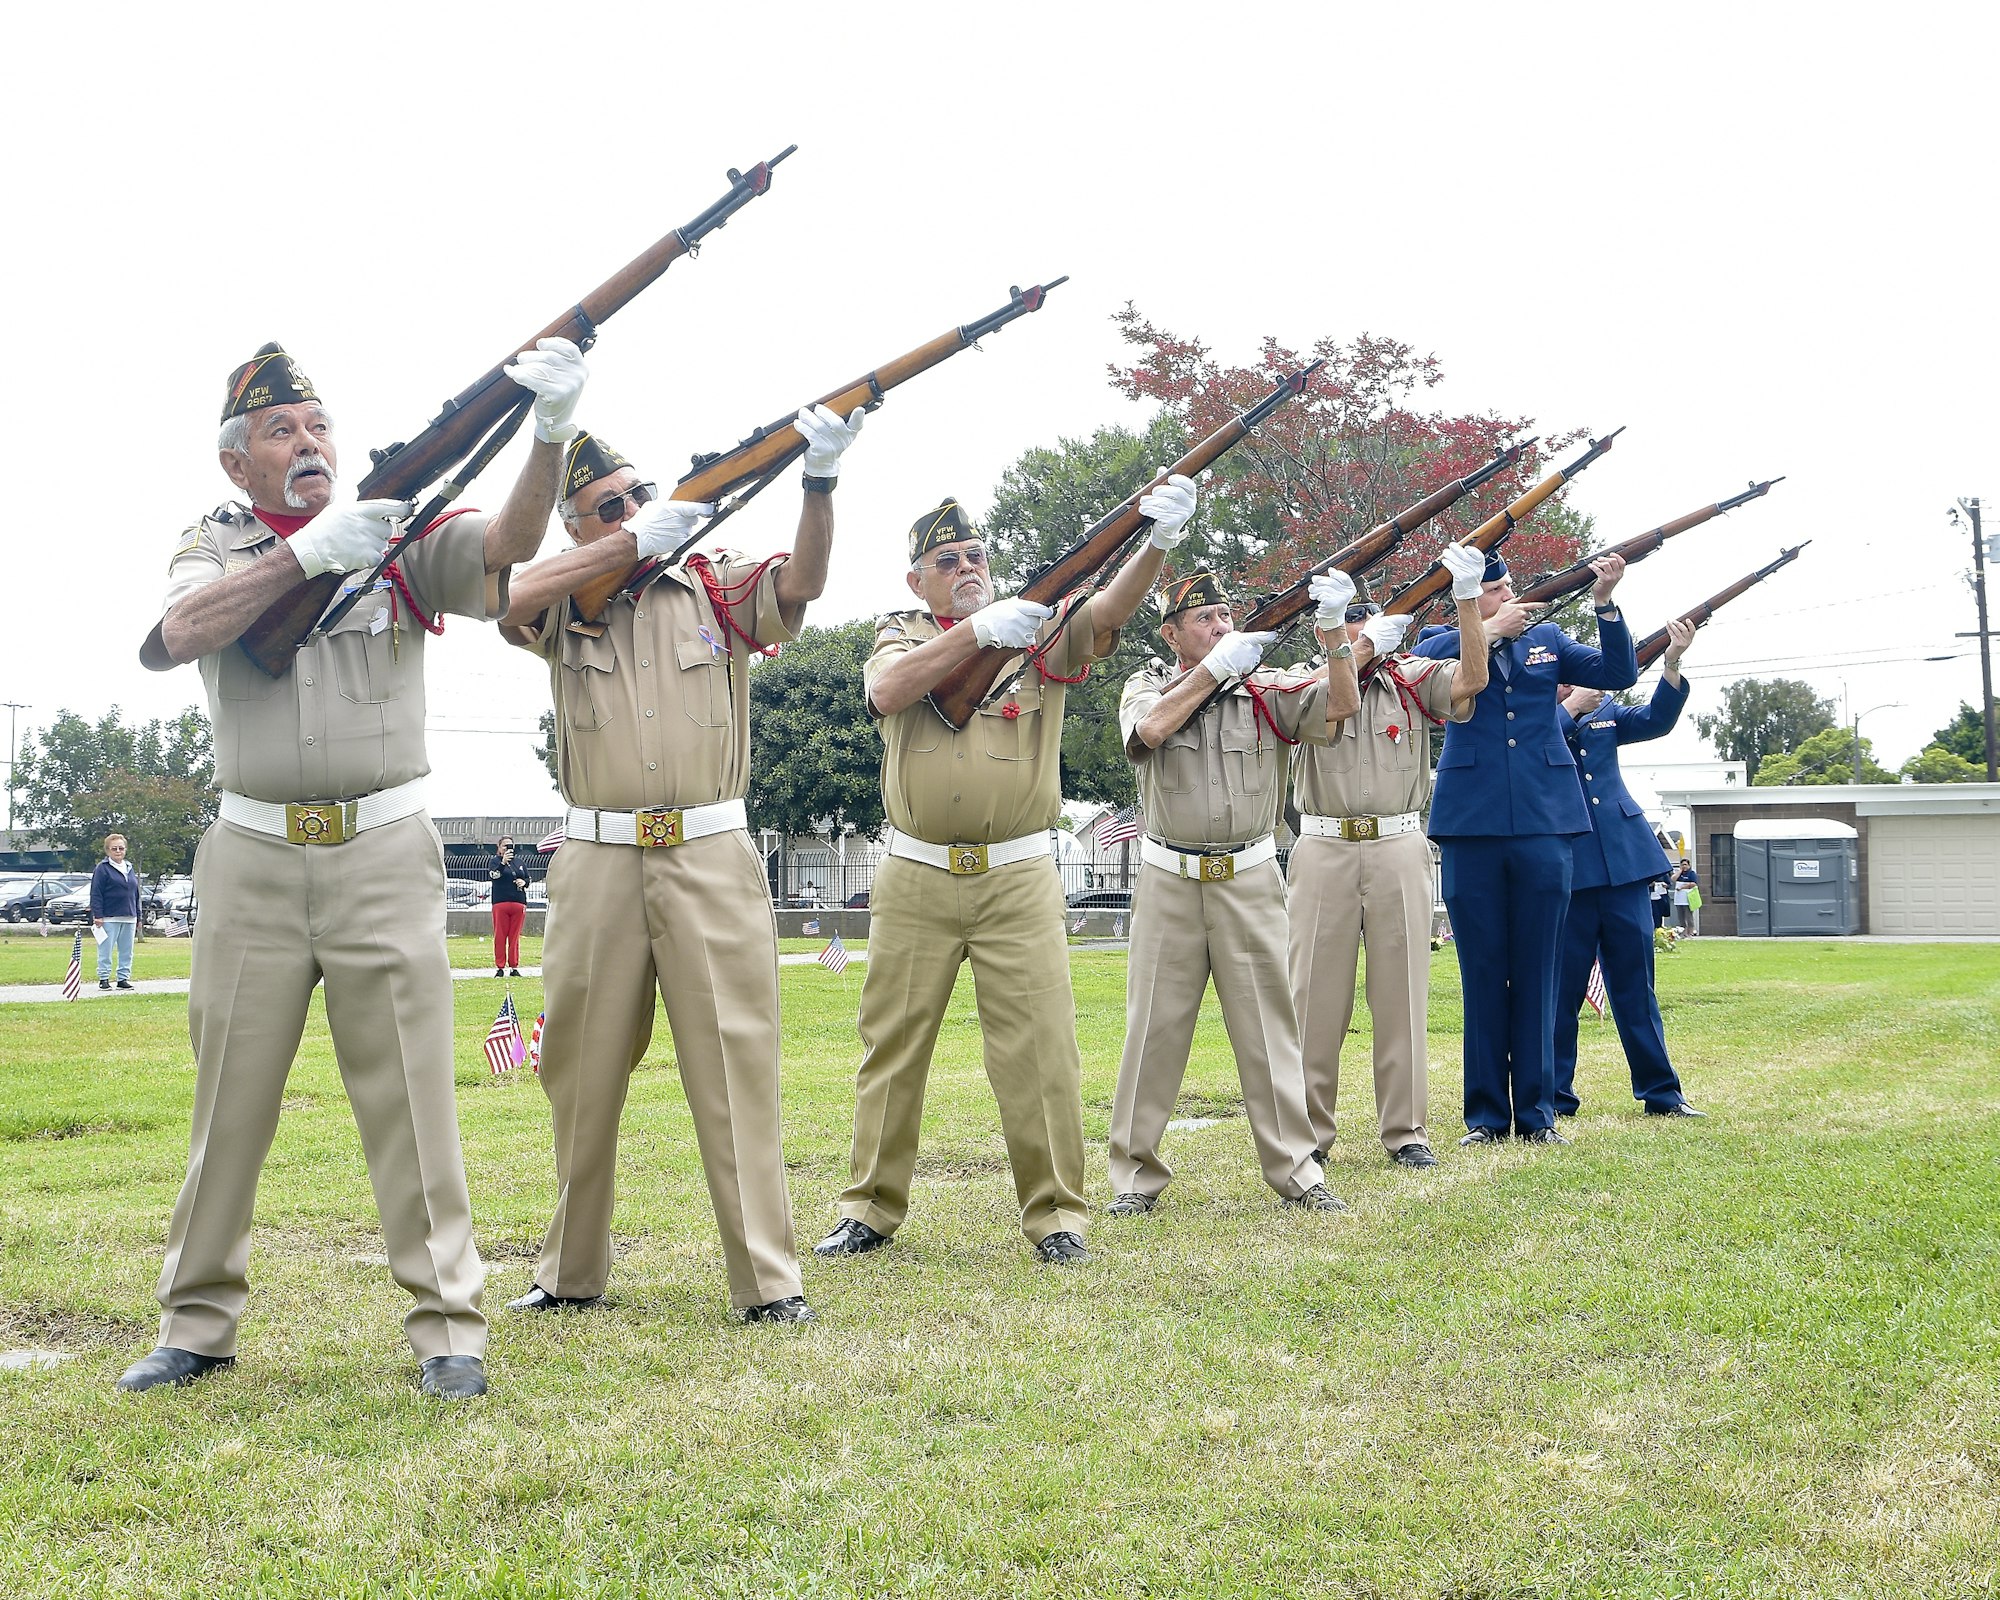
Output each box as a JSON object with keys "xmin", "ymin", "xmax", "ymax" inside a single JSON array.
[
  {"xmin": 419, "ymin": 1354, "xmax": 487, "ymax": 1399},
  {"xmin": 1105, "ymin": 1192, "xmax": 1157, "ymax": 1216},
  {"xmin": 1034, "ymin": 1231, "xmax": 1090, "ymax": 1263},
  {"xmin": 1282, "ymin": 1183, "xmax": 1348, "ymax": 1213},
  {"xmin": 1647, "ymin": 1101, "xmax": 1707, "ymax": 1118},
  {"xmin": 116, "ymin": 1346, "xmax": 235, "ymax": 1392},
  {"xmin": 1458, "ymin": 1127, "xmax": 1507, "ymax": 1147},
  {"xmin": 1391, "ymin": 1142, "xmax": 1438, "ymax": 1169},
  {"xmin": 813, "ymin": 1218, "xmax": 889, "ymax": 1257},
  {"xmin": 506, "ymin": 1284, "xmax": 600, "ymax": 1312},
  {"xmin": 116, "ymin": 980, "xmax": 135, "ymax": 990},
  {"xmin": 1519, "ymin": 1126, "xmax": 1572, "ymax": 1145},
  {"xmin": 508, "ymin": 968, "xmax": 523, "ymax": 978},
  {"xmin": 742, "ymin": 1295, "xmax": 816, "ymax": 1323},
  {"xmin": 1309, "ymin": 1148, "xmax": 1328, "ymax": 1166}
]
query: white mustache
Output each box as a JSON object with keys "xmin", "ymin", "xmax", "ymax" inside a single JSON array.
[{"xmin": 283, "ymin": 453, "xmax": 336, "ymax": 510}]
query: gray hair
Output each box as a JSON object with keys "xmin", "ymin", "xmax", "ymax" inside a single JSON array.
[{"xmin": 217, "ymin": 414, "xmax": 251, "ymax": 456}]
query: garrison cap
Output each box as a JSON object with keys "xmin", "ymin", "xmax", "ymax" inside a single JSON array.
[
  {"xmin": 221, "ymin": 342, "xmax": 319, "ymax": 423},
  {"xmin": 562, "ymin": 432, "xmax": 632, "ymax": 502},
  {"xmin": 908, "ymin": 498, "xmax": 975, "ymax": 563},
  {"xmin": 1160, "ymin": 570, "xmax": 1229, "ymax": 620},
  {"xmin": 1482, "ymin": 548, "xmax": 1509, "ymax": 584}
]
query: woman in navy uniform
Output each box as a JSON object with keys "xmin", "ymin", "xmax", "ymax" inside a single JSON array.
[
  {"xmin": 1411, "ymin": 549, "xmax": 1636, "ymax": 1145},
  {"xmin": 1551, "ymin": 617, "xmax": 1704, "ymax": 1119}
]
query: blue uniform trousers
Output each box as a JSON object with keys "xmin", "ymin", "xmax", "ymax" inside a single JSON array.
[
  {"xmin": 1440, "ymin": 834, "xmax": 1571, "ymax": 1135},
  {"xmin": 1553, "ymin": 880, "xmax": 1684, "ymax": 1114}
]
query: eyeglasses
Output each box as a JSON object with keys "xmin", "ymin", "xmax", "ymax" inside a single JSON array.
[
  {"xmin": 1344, "ymin": 602, "xmax": 1383, "ymax": 623},
  {"xmin": 914, "ymin": 544, "xmax": 989, "ymax": 576},
  {"xmin": 586, "ymin": 482, "xmax": 658, "ymax": 525}
]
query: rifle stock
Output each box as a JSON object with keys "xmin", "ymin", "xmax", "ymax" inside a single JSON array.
[
  {"xmin": 236, "ymin": 146, "xmax": 797, "ymax": 676},
  {"xmin": 924, "ymin": 359, "xmax": 1325, "ymax": 728},
  {"xmin": 1511, "ymin": 476, "xmax": 1785, "ymax": 609},
  {"xmin": 570, "ymin": 278, "xmax": 1068, "ymax": 622},
  {"xmin": 1633, "ymin": 542, "xmax": 1810, "ymax": 671}
]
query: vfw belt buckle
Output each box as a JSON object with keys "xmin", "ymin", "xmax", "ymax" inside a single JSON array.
[
  {"xmin": 948, "ymin": 844, "xmax": 989, "ymax": 875},
  {"xmin": 636, "ymin": 809, "xmax": 684, "ymax": 847},
  {"xmin": 286, "ymin": 802, "xmax": 352, "ymax": 845},
  {"xmin": 1199, "ymin": 854, "xmax": 1235, "ymax": 882},
  {"xmin": 1350, "ymin": 816, "xmax": 1380, "ymax": 841}
]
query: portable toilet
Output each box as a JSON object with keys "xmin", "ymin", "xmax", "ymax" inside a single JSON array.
[{"xmin": 1733, "ymin": 818, "xmax": 1861, "ymax": 936}]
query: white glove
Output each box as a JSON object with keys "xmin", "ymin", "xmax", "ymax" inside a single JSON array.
[
  {"xmin": 1140, "ymin": 473, "xmax": 1198, "ymax": 550},
  {"xmin": 506, "ymin": 336, "xmax": 589, "ymax": 445},
  {"xmin": 1309, "ymin": 569, "xmax": 1357, "ymax": 623},
  {"xmin": 1360, "ymin": 611, "xmax": 1412, "ymax": 656},
  {"xmin": 1438, "ymin": 541, "xmax": 1487, "ymax": 601},
  {"xmin": 793, "ymin": 403, "xmax": 866, "ymax": 478},
  {"xmin": 969, "ymin": 597, "xmax": 1054, "ymax": 649},
  {"xmin": 627, "ymin": 498, "xmax": 716, "ymax": 559},
  {"xmin": 1198, "ymin": 630, "xmax": 1276, "ymax": 684},
  {"xmin": 288, "ymin": 499, "xmax": 410, "ymax": 579}
]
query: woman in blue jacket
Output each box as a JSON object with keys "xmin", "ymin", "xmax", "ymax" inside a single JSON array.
[{"xmin": 90, "ymin": 832, "xmax": 143, "ymax": 989}]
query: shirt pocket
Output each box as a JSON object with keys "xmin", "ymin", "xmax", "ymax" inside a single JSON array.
[
  {"xmin": 1375, "ymin": 700, "xmax": 1421, "ymax": 774},
  {"xmin": 1154, "ymin": 721, "xmax": 1201, "ymax": 793},
  {"xmin": 328, "ymin": 601, "xmax": 403, "ymax": 706},
  {"xmin": 1221, "ymin": 721, "xmax": 1275, "ymax": 795},
  {"xmin": 676, "ymin": 637, "xmax": 730, "ymax": 728},
  {"xmin": 975, "ymin": 676, "xmax": 1043, "ymax": 762},
  {"xmin": 561, "ymin": 630, "xmax": 617, "ymax": 732}
]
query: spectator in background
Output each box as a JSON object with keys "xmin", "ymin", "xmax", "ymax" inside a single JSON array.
[
  {"xmin": 1674, "ymin": 857, "xmax": 1700, "ymax": 935},
  {"xmin": 1650, "ymin": 835, "xmax": 1675, "ymax": 929},
  {"xmin": 490, "ymin": 837, "xmax": 528, "ymax": 978},
  {"xmin": 91, "ymin": 833, "xmax": 141, "ymax": 990}
]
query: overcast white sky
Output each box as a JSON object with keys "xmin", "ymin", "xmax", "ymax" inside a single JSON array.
[{"xmin": 2, "ymin": 1, "xmax": 1993, "ymax": 817}]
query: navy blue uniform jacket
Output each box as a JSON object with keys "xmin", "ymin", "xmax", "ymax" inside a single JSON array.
[
  {"xmin": 1412, "ymin": 615, "xmax": 1637, "ymax": 837},
  {"xmin": 1558, "ymin": 675, "xmax": 1688, "ymax": 889}
]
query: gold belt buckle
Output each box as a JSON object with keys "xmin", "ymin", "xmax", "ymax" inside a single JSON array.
[
  {"xmin": 947, "ymin": 843, "xmax": 990, "ymax": 875},
  {"xmin": 286, "ymin": 801, "xmax": 355, "ymax": 846},
  {"xmin": 636, "ymin": 808, "xmax": 685, "ymax": 847},
  {"xmin": 1348, "ymin": 815, "xmax": 1380, "ymax": 841},
  {"xmin": 1194, "ymin": 852, "xmax": 1235, "ymax": 882}
]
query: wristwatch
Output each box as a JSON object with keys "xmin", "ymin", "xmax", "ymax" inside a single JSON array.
[
  {"xmin": 1328, "ymin": 640, "xmax": 1354, "ymax": 660},
  {"xmin": 802, "ymin": 474, "xmax": 837, "ymax": 495}
]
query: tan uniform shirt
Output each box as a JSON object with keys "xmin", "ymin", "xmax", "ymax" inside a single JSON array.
[
  {"xmin": 867, "ymin": 596, "xmax": 1109, "ymax": 845},
  {"xmin": 161, "ymin": 505, "xmax": 499, "ymax": 802},
  {"xmin": 1291, "ymin": 653, "xmax": 1467, "ymax": 818},
  {"xmin": 1119, "ymin": 662, "xmax": 1329, "ymax": 847},
  {"xmin": 531, "ymin": 552, "xmax": 793, "ymax": 809}
]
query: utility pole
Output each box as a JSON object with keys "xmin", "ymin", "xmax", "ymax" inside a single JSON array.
[
  {"xmin": 1959, "ymin": 498, "xmax": 1998, "ymax": 781},
  {"xmin": 1, "ymin": 702, "xmax": 25, "ymax": 834}
]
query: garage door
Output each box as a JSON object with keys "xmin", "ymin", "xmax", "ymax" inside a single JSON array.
[{"xmin": 1868, "ymin": 814, "xmax": 2000, "ymax": 935}]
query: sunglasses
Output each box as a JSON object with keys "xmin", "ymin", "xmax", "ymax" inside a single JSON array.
[
  {"xmin": 586, "ymin": 481, "xmax": 658, "ymax": 525},
  {"xmin": 914, "ymin": 544, "xmax": 989, "ymax": 576},
  {"xmin": 1344, "ymin": 602, "xmax": 1383, "ymax": 623}
]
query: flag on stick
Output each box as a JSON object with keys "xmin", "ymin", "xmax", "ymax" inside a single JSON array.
[
  {"xmin": 1097, "ymin": 807, "xmax": 1141, "ymax": 849},
  {"xmin": 1584, "ymin": 961, "xmax": 1607, "ymax": 1019},
  {"xmin": 817, "ymin": 931, "xmax": 850, "ymax": 976},
  {"xmin": 484, "ymin": 992, "xmax": 526, "ymax": 1075},
  {"xmin": 526, "ymin": 1010, "xmax": 546, "ymax": 1075},
  {"xmin": 1071, "ymin": 914, "xmax": 1087, "ymax": 934},
  {"xmin": 62, "ymin": 931, "xmax": 82, "ymax": 1001}
]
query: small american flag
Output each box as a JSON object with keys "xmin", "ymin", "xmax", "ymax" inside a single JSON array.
[
  {"xmin": 1112, "ymin": 915, "xmax": 1126, "ymax": 939},
  {"xmin": 62, "ymin": 931, "xmax": 83, "ymax": 1001},
  {"xmin": 537, "ymin": 826, "xmax": 565, "ymax": 853},
  {"xmin": 1071, "ymin": 914, "xmax": 1086, "ymax": 934},
  {"xmin": 1584, "ymin": 961, "xmax": 1607, "ymax": 1019},
  {"xmin": 484, "ymin": 992, "xmax": 526, "ymax": 1075},
  {"xmin": 1098, "ymin": 807, "xmax": 1141, "ymax": 849},
  {"xmin": 526, "ymin": 1010, "xmax": 546, "ymax": 1075},
  {"xmin": 801, "ymin": 919, "xmax": 820, "ymax": 937},
  {"xmin": 817, "ymin": 931, "xmax": 850, "ymax": 976}
]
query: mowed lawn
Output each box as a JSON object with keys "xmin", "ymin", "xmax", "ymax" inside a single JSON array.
[{"xmin": 1, "ymin": 942, "xmax": 1995, "ymax": 1598}]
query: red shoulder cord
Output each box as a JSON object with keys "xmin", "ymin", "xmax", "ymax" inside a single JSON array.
[
  {"xmin": 684, "ymin": 551, "xmax": 788, "ymax": 659},
  {"xmin": 1380, "ymin": 658, "xmax": 1448, "ymax": 728},
  {"xmin": 1243, "ymin": 675, "xmax": 1312, "ymax": 746},
  {"xmin": 1024, "ymin": 597, "xmax": 1093, "ymax": 685},
  {"xmin": 382, "ymin": 507, "xmax": 480, "ymax": 637}
]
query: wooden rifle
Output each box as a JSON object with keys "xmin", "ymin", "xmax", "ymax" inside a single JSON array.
[
  {"xmin": 1633, "ymin": 543, "xmax": 1810, "ymax": 671},
  {"xmin": 570, "ymin": 277, "xmax": 1069, "ymax": 623},
  {"xmin": 925, "ymin": 359, "xmax": 1324, "ymax": 728},
  {"xmin": 236, "ymin": 145, "xmax": 797, "ymax": 676}
]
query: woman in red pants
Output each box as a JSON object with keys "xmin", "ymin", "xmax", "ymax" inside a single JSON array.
[{"xmin": 490, "ymin": 837, "xmax": 529, "ymax": 977}]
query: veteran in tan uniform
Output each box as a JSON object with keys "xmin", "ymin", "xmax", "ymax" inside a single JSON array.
[
  {"xmin": 119, "ymin": 337, "xmax": 585, "ymax": 1399},
  {"xmin": 815, "ymin": 481, "xmax": 1193, "ymax": 1265},
  {"xmin": 1105, "ymin": 569, "xmax": 1358, "ymax": 1216},
  {"xmin": 1286, "ymin": 542, "xmax": 1491, "ymax": 1170},
  {"xmin": 497, "ymin": 407, "xmax": 863, "ymax": 1323}
]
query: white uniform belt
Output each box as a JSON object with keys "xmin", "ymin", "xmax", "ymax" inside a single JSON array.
[
  {"xmin": 1300, "ymin": 811, "xmax": 1423, "ymax": 842},
  {"xmin": 220, "ymin": 777, "xmax": 427, "ymax": 846},
  {"xmin": 564, "ymin": 796, "xmax": 747, "ymax": 847},
  {"xmin": 886, "ymin": 827, "xmax": 1051, "ymax": 875},
  {"xmin": 1141, "ymin": 834, "xmax": 1277, "ymax": 883}
]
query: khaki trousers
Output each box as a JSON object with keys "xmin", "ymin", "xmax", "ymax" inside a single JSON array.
[
  {"xmin": 838, "ymin": 853, "xmax": 1088, "ymax": 1245},
  {"xmin": 534, "ymin": 832, "xmax": 800, "ymax": 1310},
  {"xmin": 1107, "ymin": 860, "xmax": 1322, "ymax": 1200},
  {"xmin": 1286, "ymin": 830, "xmax": 1434, "ymax": 1154},
  {"xmin": 158, "ymin": 814, "xmax": 485, "ymax": 1361}
]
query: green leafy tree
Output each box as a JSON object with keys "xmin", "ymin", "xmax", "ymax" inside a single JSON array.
[
  {"xmin": 747, "ymin": 620, "xmax": 885, "ymax": 837},
  {"xmin": 534, "ymin": 709, "xmax": 559, "ymax": 785},
  {"xmin": 15, "ymin": 706, "xmax": 216, "ymax": 871},
  {"xmin": 1695, "ymin": 678, "xmax": 1837, "ymax": 782},
  {"xmin": 1752, "ymin": 725, "xmax": 1893, "ymax": 786},
  {"xmin": 1928, "ymin": 700, "xmax": 1995, "ymax": 769},
  {"xmin": 1898, "ymin": 743, "xmax": 1984, "ymax": 783}
]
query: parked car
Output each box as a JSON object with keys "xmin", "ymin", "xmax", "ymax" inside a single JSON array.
[
  {"xmin": 1, "ymin": 874, "xmax": 87, "ymax": 923},
  {"xmin": 445, "ymin": 879, "xmax": 492, "ymax": 910},
  {"xmin": 844, "ymin": 891, "xmax": 871, "ymax": 908},
  {"xmin": 1065, "ymin": 889, "xmax": 1133, "ymax": 911},
  {"xmin": 45, "ymin": 888, "xmax": 94, "ymax": 926},
  {"xmin": 146, "ymin": 876, "xmax": 195, "ymax": 916}
]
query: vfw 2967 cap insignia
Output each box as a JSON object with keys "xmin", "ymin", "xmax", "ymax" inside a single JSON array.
[{"xmin": 221, "ymin": 342, "xmax": 319, "ymax": 423}]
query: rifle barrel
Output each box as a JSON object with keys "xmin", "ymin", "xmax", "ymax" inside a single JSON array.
[
  {"xmin": 1512, "ymin": 474, "xmax": 1785, "ymax": 606},
  {"xmin": 1632, "ymin": 542, "xmax": 1810, "ymax": 670}
]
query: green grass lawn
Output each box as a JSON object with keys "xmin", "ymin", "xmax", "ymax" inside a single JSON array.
[
  {"xmin": 1, "ymin": 941, "xmax": 1995, "ymax": 1597},
  {"xmin": 0, "ymin": 934, "xmax": 545, "ymax": 985}
]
